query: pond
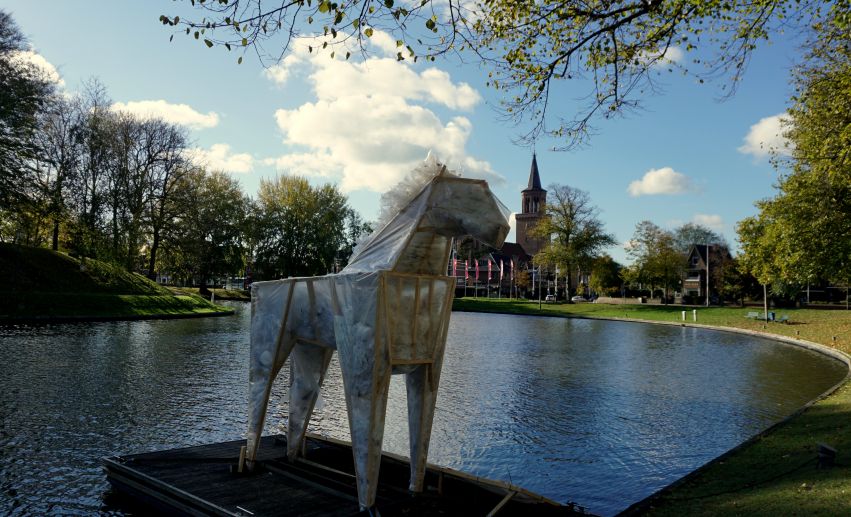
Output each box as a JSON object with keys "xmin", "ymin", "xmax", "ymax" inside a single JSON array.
[{"xmin": 0, "ymin": 303, "xmax": 845, "ymax": 516}]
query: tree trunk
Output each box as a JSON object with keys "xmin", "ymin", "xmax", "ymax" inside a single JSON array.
[
  {"xmin": 566, "ymin": 270, "xmax": 573, "ymax": 299},
  {"xmin": 199, "ymin": 272, "xmax": 210, "ymax": 296},
  {"xmin": 147, "ymin": 230, "xmax": 160, "ymax": 280},
  {"xmin": 763, "ymin": 284, "xmax": 768, "ymax": 321},
  {"xmin": 52, "ymin": 218, "xmax": 60, "ymax": 251}
]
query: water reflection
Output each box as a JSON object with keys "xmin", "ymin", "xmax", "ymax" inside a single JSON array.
[{"xmin": 0, "ymin": 307, "xmax": 845, "ymax": 516}]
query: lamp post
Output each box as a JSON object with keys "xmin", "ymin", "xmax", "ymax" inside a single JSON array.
[{"xmin": 705, "ymin": 244, "xmax": 711, "ymax": 307}]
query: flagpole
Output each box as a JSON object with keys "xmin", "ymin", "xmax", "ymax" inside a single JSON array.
[
  {"xmin": 538, "ymin": 265, "xmax": 543, "ymax": 310},
  {"xmin": 464, "ymin": 259, "xmax": 468, "ymax": 298},
  {"xmin": 474, "ymin": 259, "xmax": 479, "ymax": 299},
  {"xmin": 487, "ymin": 258, "xmax": 491, "ymax": 299}
]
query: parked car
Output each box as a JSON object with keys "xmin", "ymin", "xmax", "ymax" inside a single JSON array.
[
  {"xmin": 571, "ymin": 295, "xmax": 587, "ymax": 302},
  {"xmin": 544, "ymin": 294, "xmax": 556, "ymax": 302}
]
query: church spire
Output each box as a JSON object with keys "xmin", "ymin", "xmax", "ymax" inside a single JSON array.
[{"xmin": 527, "ymin": 152, "xmax": 542, "ymax": 190}]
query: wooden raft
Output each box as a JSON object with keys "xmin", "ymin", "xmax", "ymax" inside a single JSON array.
[{"xmin": 103, "ymin": 434, "xmax": 587, "ymax": 516}]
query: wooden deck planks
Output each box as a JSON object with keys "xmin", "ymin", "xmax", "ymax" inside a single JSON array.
[{"xmin": 104, "ymin": 435, "xmax": 587, "ymax": 516}]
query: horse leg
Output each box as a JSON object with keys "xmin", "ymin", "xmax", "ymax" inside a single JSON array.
[
  {"xmin": 405, "ymin": 362, "xmax": 443, "ymax": 492},
  {"xmin": 245, "ymin": 331, "xmax": 296, "ymax": 469},
  {"xmin": 337, "ymin": 335, "xmax": 392, "ymax": 510},
  {"xmin": 286, "ymin": 341, "xmax": 334, "ymax": 461}
]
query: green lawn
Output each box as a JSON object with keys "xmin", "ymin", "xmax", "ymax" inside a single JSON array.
[
  {"xmin": 0, "ymin": 244, "xmax": 231, "ymax": 321},
  {"xmin": 452, "ymin": 297, "xmax": 851, "ymax": 516},
  {"xmin": 168, "ymin": 286, "xmax": 251, "ymax": 301}
]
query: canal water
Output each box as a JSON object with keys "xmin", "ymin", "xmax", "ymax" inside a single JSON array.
[{"xmin": 0, "ymin": 302, "xmax": 845, "ymax": 516}]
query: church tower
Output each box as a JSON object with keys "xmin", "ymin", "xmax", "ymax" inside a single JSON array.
[{"xmin": 515, "ymin": 153, "xmax": 547, "ymax": 256}]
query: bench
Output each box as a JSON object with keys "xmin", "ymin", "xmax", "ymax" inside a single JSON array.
[
  {"xmin": 777, "ymin": 314, "xmax": 790, "ymax": 324},
  {"xmin": 745, "ymin": 311, "xmax": 761, "ymax": 319}
]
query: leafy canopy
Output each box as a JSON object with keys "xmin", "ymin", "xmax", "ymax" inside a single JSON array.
[
  {"xmin": 737, "ymin": 4, "xmax": 851, "ymax": 288},
  {"xmin": 162, "ymin": 0, "xmax": 839, "ymax": 147}
]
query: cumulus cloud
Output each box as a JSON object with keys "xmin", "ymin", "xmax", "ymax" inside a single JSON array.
[
  {"xmin": 692, "ymin": 214, "xmax": 724, "ymax": 232},
  {"xmin": 111, "ymin": 100, "xmax": 219, "ymax": 130},
  {"xmin": 627, "ymin": 167, "xmax": 694, "ymax": 196},
  {"xmin": 188, "ymin": 143, "xmax": 253, "ymax": 173},
  {"xmin": 738, "ymin": 114, "xmax": 792, "ymax": 158},
  {"xmin": 11, "ymin": 50, "xmax": 64, "ymax": 87},
  {"xmin": 263, "ymin": 54, "xmax": 305, "ymax": 86},
  {"xmin": 264, "ymin": 43, "xmax": 496, "ymax": 192}
]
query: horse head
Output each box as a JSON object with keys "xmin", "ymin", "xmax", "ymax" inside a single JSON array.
[
  {"xmin": 344, "ymin": 155, "xmax": 511, "ymax": 276},
  {"xmin": 426, "ymin": 172, "xmax": 511, "ymax": 250}
]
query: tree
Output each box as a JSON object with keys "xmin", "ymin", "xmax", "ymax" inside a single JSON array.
[
  {"xmin": 589, "ymin": 254, "xmax": 623, "ymax": 297},
  {"xmin": 161, "ymin": 169, "xmax": 248, "ymax": 291},
  {"xmin": 672, "ymin": 222, "xmax": 726, "ymax": 254},
  {"xmin": 30, "ymin": 95, "xmax": 82, "ymax": 251},
  {"xmin": 66, "ymin": 81, "xmax": 114, "ymax": 260},
  {"xmin": 141, "ymin": 120, "xmax": 191, "ymax": 278},
  {"xmin": 737, "ymin": 215, "xmax": 778, "ymax": 317},
  {"xmin": 626, "ymin": 220, "xmax": 682, "ymax": 301},
  {"xmin": 0, "ymin": 10, "xmax": 55, "ymax": 211},
  {"xmin": 162, "ymin": 1, "xmax": 841, "ymax": 147},
  {"xmin": 253, "ymin": 175, "xmax": 352, "ymax": 279},
  {"xmin": 531, "ymin": 184, "xmax": 616, "ymax": 298},
  {"xmin": 515, "ymin": 269, "xmax": 531, "ymax": 297},
  {"xmin": 737, "ymin": 6, "xmax": 851, "ymax": 308},
  {"xmin": 337, "ymin": 211, "xmax": 373, "ymax": 270}
]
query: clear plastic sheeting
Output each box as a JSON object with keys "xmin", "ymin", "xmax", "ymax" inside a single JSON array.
[{"xmin": 244, "ymin": 154, "xmax": 510, "ymax": 510}]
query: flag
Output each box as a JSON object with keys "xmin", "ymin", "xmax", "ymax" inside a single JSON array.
[
  {"xmin": 511, "ymin": 259, "xmax": 515, "ymax": 280},
  {"xmin": 488, "ymin": 259, "xmax": 492, "ymax": 280},
  {"xmin": 500, "ymin": 259, "xmax": 504, "ymax": 282},
  {"xmin": 465, "ymin": 260, "xmax": 469, "ymax": 280},
  {"xmin": 452, "ymin": 258, "xmax": 457, "ymax": 277},
  {"xmin": 475, "ymin": 259, "xmax": 480, "ymax": 280}
]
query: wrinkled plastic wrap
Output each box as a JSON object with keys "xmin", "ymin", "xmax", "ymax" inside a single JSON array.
[{"xmin": 245, "ymin": 155, "xmax": 510, "ymax": 509}]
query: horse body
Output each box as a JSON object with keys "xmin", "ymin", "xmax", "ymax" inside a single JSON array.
[{"xmin": 245, "ymin": 156, "xmax": 510, "ymax": 509}]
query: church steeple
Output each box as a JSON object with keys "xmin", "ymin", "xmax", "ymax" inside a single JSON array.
[
  {"xmin": 516, "ymin": 153, "xmax": 547, "ymax": 255},
  {"xmin": 527, "ymin": 152, "xmax": 542, "ymax": 190}
]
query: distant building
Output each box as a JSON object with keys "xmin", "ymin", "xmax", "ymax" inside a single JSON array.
[
  {"xmin": 450, "ymin": 154, "xmax": 547, "ymax": 297},
  {"xmin": 515, "ymin": 153, "xmax": 547, "ymax": 256},
  {"xmin": 683, "ymin": 244, "xmax": 732, "ymax": 300}
]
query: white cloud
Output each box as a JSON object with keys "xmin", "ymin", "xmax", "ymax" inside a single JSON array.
[
  {"xmin": 308, "ymin": 57, "xmax": 480, "ymax": 111},
  {"xmin": 111, "ymin": 100, "xmax": 219, "ymax": 129},
  {"xmin": 188, "ymin": 143, "xmax": 253, "ymax": 173},
  {"xmin": 627, "ymin": 167, "xmax": 693, "ymax": 196},
  {"xmin": 637, "ymin": 46, "xmax": 684, "ymax": 68},
  {"xmin": 265, "ymin": 46, "xmax": 496, "ymax": 192},
  {"xmin": 692, "ymin": 214, "xmax": 724, "ymax": 232},
  {"xmin": 367, "ymin": 29, "xmax": 402, "ymax": 58},
  {"xmin": 11, "ymin": 50, "xmax": 64, "ymax": 87},
  {"xmin": 263, "ymin": 54, "xmax": 305, "ymax": 86},
  {"xmin": 738, "ymin": 114, "xmax": 792, "ymax": 158}
]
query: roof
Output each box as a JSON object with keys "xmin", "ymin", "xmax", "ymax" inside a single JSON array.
[
  {"xmin": 688, "ymin": 244, "xmax": 732, "ymax": 267},
  {"xmin": 492, "ymin": 242, "xmax": 531, "ymax": 263},
  {"xmin": 522, "ymin": 153, "xmax": 544, "ymax": 192}
]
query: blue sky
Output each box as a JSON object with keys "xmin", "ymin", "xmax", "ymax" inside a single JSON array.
[{"xmin": 5, "ymin": 1, "xmax": 799, "ymax": 263}]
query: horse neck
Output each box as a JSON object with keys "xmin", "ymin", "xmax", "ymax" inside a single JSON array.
[{"xmin": 345, "ymin": 179, "xmax": 458, "ymax": 276}]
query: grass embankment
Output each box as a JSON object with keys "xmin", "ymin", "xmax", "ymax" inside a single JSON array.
[
  {"xmin": 168, "ymin": 286, "xmax": 251, "ymax": 301},
  {"xmin": 0, "ymin": 243, "xmax": 231, "ymax": 322},
  {"xmin": 453, "ymin": 298, "xmax": 851, "ymax": 516}
]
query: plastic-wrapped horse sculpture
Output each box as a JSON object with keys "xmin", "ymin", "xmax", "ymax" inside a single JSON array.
[{"xmin": 244, "ymin": 155, "xmax": 510, "ymax": 510}]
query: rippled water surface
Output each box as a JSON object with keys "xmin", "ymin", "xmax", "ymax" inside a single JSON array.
[{"xmin": 0, "ymin": 304, "xmax": 846, "ymax": 515}]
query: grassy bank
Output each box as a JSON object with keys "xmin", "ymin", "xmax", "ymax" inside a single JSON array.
[
  {"xmin": 0, "ymin": 243, "xmax": 231, "ymax": 321},
  {"xmin": 453, "ymin": 297, "xmax": 851, "ymax": 516},
  {"xmin": 168, "ymin": 286, "xmax": 251, "ymax": 301}
]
